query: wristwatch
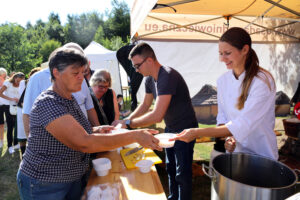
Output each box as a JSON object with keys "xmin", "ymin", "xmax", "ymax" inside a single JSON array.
[{"xmin": 125, "ymin": 119, "xmax": 131, "ymax": 129}]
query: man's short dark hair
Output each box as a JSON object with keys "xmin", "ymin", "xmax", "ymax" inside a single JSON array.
[
  {"xmin": 49, "ymin": 47, "xmax": 88, "ymax": 81},
  {"xmin": 128, "ymin": 42, "xmax": 157, "ymax": 61},
  {"xmin": 117, "ymin": 94, "xmax": 123, "ymax": 99}
]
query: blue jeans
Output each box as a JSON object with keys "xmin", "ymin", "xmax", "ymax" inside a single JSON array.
[
  {"xmin": 165, "ymin": 127, "xmax": 195, "ymax": 200},
  {"xmin": 17, "ymin": 170, "xmax": 82, "ymax": 200}
]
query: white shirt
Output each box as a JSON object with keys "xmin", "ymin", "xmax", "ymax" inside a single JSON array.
[
  {"xmin": 17, "ymin": 80, "xmax": 26, "ymax": 139},
  {"xmin": 23, "ymin": 68, "xmax": 94, "ymax": 118},
  {"xmin": 3, "ymin": 80, "xmax": 19, "ymax": 106},
  {"xmin": 217, "ymin": 70, "xmax": 278, "ymax": 160},
  {"xmin": 0, "ymin": 82, "xmax": 9, "ymax": 105}
]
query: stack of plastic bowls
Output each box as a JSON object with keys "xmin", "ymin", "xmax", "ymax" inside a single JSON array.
[{"xmin": 92, "ymin": 158, "xmax": 112, "ymax": 176}]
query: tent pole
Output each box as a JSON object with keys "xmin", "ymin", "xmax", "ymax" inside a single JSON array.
[
  {"xmin": 245, "ymin": 0, "xmax": 282, "ymax": 29},
  {"xmin": 152, "ymin": 0, "xmax": 200, "ymax": 10},
  {"xmin": 264, "ymin": 0, "xmax": 300, "ymax": 17},
  {"xmin": 233, "ymin": 16, "xmax": 300, "ymax": 41}
]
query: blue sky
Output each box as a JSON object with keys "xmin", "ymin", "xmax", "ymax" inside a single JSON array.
[{"xmin": 0, "ymin": 0, "xmax": 134, "ymax": 27}]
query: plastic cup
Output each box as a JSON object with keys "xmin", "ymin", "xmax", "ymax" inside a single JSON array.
[
  {"xmin": 92, "ymin": 158, "xmax": 112, "ymax": 176},
  {"xmin": 135, "ymin": 159, "xmax": 154, "ymax": 173}
]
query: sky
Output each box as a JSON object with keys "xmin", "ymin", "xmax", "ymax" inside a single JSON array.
[{"xmin": 0, "ymin": 0, "xmax": 134, "ymax": 27}]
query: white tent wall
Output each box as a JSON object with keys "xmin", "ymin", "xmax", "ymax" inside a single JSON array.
[
  {"xmin": 84, "ymin": 41, "xmax": 123, "ymax": 96},
  {"xmin": 136, "ymin": 40, "xmax": 300, "ymax": 102}
]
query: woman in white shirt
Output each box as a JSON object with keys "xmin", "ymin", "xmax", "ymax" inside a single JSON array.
[
  {"xmin": 0, "ymin": 68, "xmax": 8, "ymax": 148},
  {"xmin": 171, "ymin": 27, "xmax": 278, "ymax": 160},
  {"xmin": 0, "ymin": 72, "xmax": 25, "ymax": 154}
]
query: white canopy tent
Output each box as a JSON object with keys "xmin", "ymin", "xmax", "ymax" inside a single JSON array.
[
  {"xmin": 84, "ymin": 41, "xmax": 124, "ymax": 96},
  {"xmin": 131, "ymin": 0, "xmax": 300, "ymax": 100}
]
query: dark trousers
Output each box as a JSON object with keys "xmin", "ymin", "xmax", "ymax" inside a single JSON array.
[
  {"xmin": 6, "ymin": 109, "xmax": 17, "ymax": 148},
  {"xmin": 165, "ymin": 127, "xmax": 195, "ymax": 200}
]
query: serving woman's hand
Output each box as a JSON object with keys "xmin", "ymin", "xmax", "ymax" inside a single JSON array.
[
  {"xmin": 225, "ymin": 137, "xmax": 236, "ymax": 153},
  {"xmin": 170, "ymin": 128, "xmax": 198, "ymax": 143},
  {"xmin": 136, "ymin": 129, "xmax": 162, "ymax": 151}
]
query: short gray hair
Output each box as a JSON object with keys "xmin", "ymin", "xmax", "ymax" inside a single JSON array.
[
  {"xmin": 0, "ymin": 68, "xmax": 7, "ymax": 76},
  {"xmin": 63, "ymin": 42, "xmax": 84, "ymax": 54},
  {"xmin": 89, "ymin": 69, "xmax": 112, "ymax": 87},
  {"xmin": 48, "ymin": 47, "xmax": 88, "ymax": 81}
]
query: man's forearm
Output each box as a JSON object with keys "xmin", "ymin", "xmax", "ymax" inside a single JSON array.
[
  {"xmin": 128, "ymin": 103, "xmax": 149, "ymax": 120},
  {"xmin": 130, "ymin": 110, "xmax": 162, "ymax": 128}
]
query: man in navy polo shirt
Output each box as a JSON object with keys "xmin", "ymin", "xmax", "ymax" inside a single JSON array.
[{"xmin": 113, "ymin": 42, "xmax": 198, "ymax": 200}]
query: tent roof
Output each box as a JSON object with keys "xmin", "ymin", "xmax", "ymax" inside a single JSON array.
[
  {"xmin": 276, "ymin": 91, "xmax": 291, "ymax": 105},
  {"xmin": 191, "ymin": 84, "xmax": 218, "ymax": 106},
  {"xmin": 131, "ymin": 0, "xmax": 300, "ymax": 42},
  {"xmin": 84, "ymin": 41, "xmax": 115, "ymax": 55},
  {"xmin": 150, "ymin": 0, "xmax": 299, "ymax": 19}
]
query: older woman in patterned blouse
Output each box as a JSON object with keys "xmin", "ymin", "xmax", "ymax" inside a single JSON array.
[{"xmin": 17, "ymin": 47, "xmax": 161, "ymax": 200}]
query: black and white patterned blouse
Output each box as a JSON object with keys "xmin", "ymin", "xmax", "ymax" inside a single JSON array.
[{"xmin": 19, "ymin": 89, "xmax": 92, "ymax": 183}]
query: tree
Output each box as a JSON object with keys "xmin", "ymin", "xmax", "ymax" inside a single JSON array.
[
  {"xmin": 0, "ymin": 23, "xmax": 41, "ymax": 74},
  {"xmin": 103, "ymin": 0, "xmax": 130, "ymax": 42},
  {"xmin": 94, "ymin": 25, "xmax": 105, "ymax": 43},
  {"xmin": 45, "ymin": 13, "xmax": 65, "ymax": 44},
  {"xmin": 39, "ymin": 40, "xmax": 61, "ymax": 62},
  {"xmin": 65, "ymin": 12, "xmax": 104, "ymax": 48}
]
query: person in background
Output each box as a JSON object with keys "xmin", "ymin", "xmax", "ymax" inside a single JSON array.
[
  {"xmin": 84, "ymin": 61, "xmax": 94, "ymax": 82},
  {"xmin": 0, "ymin": 68, "xmax": 8, "ymax": 148},
  {"xmin": 0, "ymin": 72, "xmax": 25, "ymax": 154},
  {"xmin": 116, "ymin": 44, "xmax": 143, "ymax": 111},
  {"xmin": 113, "ymin": 43, "xmax": 198, "ymax": 200},
  {"xmin": 171, "ymin": 27, "xmax": 278, "ymax": 161},
  {"xmin": 90, "ymin": 69, "xmax": 119, "ymax": 124},
  {"xmin": 17, "ymin": 67, "xmax": 41, "ymax": 157},
  {"xmin": 17, "ymin": 46, "xmax": 161, "ymax": 200},
  {"xmin": 22, "ymin": 43, "xmax": 99, "ymax": 138},
  {"xmin": 117, "ymin": 94, "xmax": 131, "ymax": 118}
]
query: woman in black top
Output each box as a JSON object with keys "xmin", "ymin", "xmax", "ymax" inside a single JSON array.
[{"xmin": 90, "ymin": 69, "xmax": 119, "ymax": 124}]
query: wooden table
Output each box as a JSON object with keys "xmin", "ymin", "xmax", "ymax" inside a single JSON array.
[{"xmin": 85, "ymin": 150, "xmax": 167, "ymax": 200}]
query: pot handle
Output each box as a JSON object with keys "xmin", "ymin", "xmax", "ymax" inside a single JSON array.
[
  {"xmin": 295, "ymin": 169, "xmax": 300, "ymax": 184},
  {"xmin": 202, "ymin": 163, "xmax": 215, "ymax": 179}
]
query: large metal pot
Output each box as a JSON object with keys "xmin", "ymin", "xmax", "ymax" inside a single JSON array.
[{"xmin": 202, "ymin": 153, "xmax": 299, "ymax": 200}]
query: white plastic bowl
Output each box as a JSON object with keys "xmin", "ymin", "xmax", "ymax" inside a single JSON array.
[
  {"xmin": 154, "ymin": 133, "xmax": 176, "ymax": 148},
  {"xmin": 135, "ymin": 159, "xmax": 154, "ymax": 173},
  {"xmin": 92, "ymin": 158, "xmax": 112, "ymax": 176}
]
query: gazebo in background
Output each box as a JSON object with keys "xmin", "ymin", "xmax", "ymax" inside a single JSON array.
[
  {"xmin": 191, "ymin": 84, "xmax": 218, "ymax": 124},
  {"xmin": 275, "ymin": 91, "xmax": 291, "ymax": 116}
]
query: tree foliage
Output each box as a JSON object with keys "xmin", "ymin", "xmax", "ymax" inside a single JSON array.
[
  {"xmin": 65, "ymin": 12, "xmax": 104, "ymax": 48},
  {"xmin": 40, "ymin": 40, "xmax": 62, "ymax": 62},
  {"xmin": 0, "ymin": 24, "xmax": 41, "ymax": 74},
  {"xmin": 0, "ymin": 0, "xmax": 130, "ymax": 75}
]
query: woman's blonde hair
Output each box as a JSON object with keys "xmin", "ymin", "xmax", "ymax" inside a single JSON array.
[
  {"xmin": 220, "ymin": 27, "xmax": 275, "ymax": 110},
  {"xmin": 89, "ymin": 69, "xmax": 112, "ymax": 87}
]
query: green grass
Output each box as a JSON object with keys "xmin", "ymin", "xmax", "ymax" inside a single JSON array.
[
  {"xmin": 0, "ymin": 137, "xmax": 22, "ymax": 200},
  {"xmin": 194, "ymin": 123, "xmax": 215, "ymax": 161},
  {"xmin": 194, "ymin": 142, "xmax": 214, "ymax": 161}
]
